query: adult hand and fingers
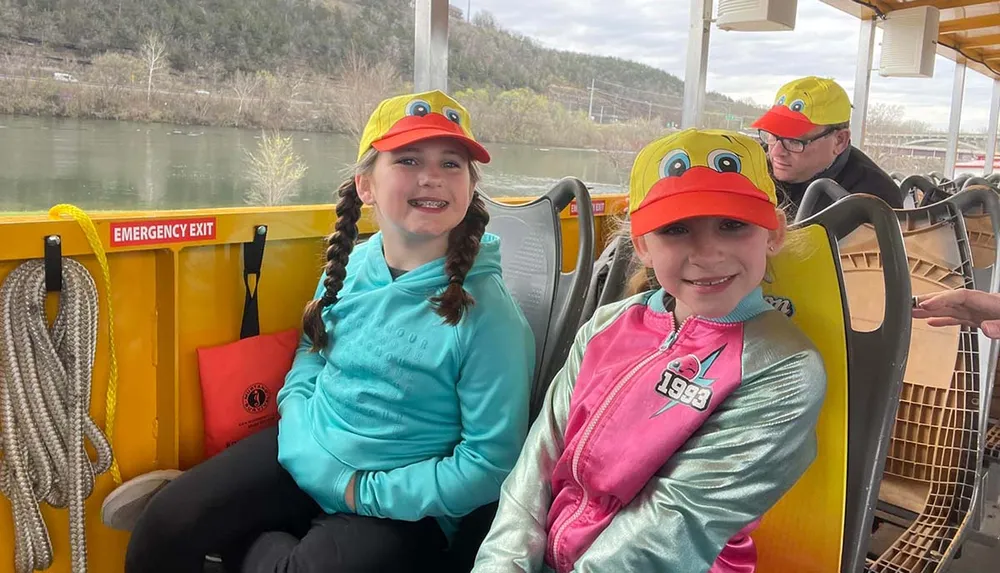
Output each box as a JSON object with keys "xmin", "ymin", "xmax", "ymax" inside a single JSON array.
[{"xmin": 913, "ymin": 289, "xmax": 1000, "ymax": 339}]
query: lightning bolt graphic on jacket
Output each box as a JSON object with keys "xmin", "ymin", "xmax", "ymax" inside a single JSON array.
[{"xmin": 651, "ymin": 345, "xmax": 726, "ymax": 418}]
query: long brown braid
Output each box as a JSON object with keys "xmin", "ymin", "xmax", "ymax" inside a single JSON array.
[
  {"xmin": 430, "ymin": 191, "xmax": 490, "ymax": 325},
  {"xmin": 301, "ymin": 152, "xmax": 374, "ymax": 351}
]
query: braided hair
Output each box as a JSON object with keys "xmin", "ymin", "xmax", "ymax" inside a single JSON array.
[
  {"xmin": 302, "ymin": 150, "xmax": 486, "ymax": 351},
  {"xmin": 301, "ymin": 149, "xmax": 375, "ymax": 351},
  {"xmin": 429, "ymin": 190, "xmax": 489, "ymax": 325}
]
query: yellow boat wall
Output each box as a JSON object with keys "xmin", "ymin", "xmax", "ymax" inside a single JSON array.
[{"xmin": 0, "ymin": 195, "xmax": 624, "ymax": 573}]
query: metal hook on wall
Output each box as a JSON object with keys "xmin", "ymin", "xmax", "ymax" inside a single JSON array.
[{"xmin": 44, "ymin": 235, "xmax": 62, "ymax": 292}]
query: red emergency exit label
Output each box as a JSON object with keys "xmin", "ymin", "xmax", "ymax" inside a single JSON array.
[
  {"xmin": 570, "ymin": 199, "xmax": 606, "ymax": 216},
  {"xmin": 109, "ymin": 217, "xmax": 217, "ymax": 247}
]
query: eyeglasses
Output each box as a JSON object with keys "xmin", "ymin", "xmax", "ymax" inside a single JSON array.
[{"xmin": 758, "ymin": 127, "xmax": 840, "ymax": 154}]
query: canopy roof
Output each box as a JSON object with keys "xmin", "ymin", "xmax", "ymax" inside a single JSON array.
[{"xmin": 821, "ymin": 0, "xmax": 1000, "ymax": 80}]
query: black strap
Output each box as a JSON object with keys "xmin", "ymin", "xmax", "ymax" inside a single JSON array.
[
  {"xmin": 240, "ymin": 226, "xmax": 267, "ymax": 339},
  {"xmin": 44, "ymin": 235, "xmax": 62, "ymax": 293}
]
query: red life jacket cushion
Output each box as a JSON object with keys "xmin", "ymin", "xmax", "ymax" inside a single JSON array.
[{"xmin": 196, "ymin": 328, "xmax": 299, "ymax": 457}]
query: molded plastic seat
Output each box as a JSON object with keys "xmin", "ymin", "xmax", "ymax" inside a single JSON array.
[
  {"xmin": 936, "ymin": 186, "xmax": 1000, "ymax": 548},
  {"xmin": 480, "ymin": 177, "xmax": 596, "ymax": 416},
  {"xmin": 947, "ymin": 188, "xmax": 1000, "ymax": 467},
  {"xmin": 579, "ymin": 234, "xmax": 634, "ymax": 327},
  {"xmin": 443, "ymin": 178, "xmax": 596, "ymax": 573},
  {"xmin": 756, "ymin": 194, "xmax": 911, "ymax": 573},
  {"xmin": 798, "ymin": 182, "xmax": 1000, "ymax": 572}
]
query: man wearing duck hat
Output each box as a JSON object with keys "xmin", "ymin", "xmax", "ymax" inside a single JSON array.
[{"xmin": 751, "ymin": 76, "xmax": 903, "ymax": 215}]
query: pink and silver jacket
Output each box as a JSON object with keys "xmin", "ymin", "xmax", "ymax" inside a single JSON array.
[{"xmin": 472, "ymin": 287, "xmax": 826, "ymax": 573}]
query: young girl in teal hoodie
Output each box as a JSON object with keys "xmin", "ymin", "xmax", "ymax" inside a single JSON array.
[{"xmin": 125, "ymin": 90, "xmax": 534, "ymax": 573}]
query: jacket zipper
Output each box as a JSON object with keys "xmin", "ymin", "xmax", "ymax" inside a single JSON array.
[{"xmin": 550, "ymin": 315, "xmax": 690, "ymax": 570}]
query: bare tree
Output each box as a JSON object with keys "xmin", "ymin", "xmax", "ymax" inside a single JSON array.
[
  {"xmin": 204, "ymin": 60, "xmax": 225, "ymax": 88},
  {"xmin": 472, "ymin": 10, "xmax": 499, "ymax": 29},
  {"xmin": 244, "ymin": 131, "xmax": 308, "ymax": 206},
  {"xmin": 861, "ymin": 103, "xmax": 942, "ymax": 174},
  {"xmin": 863, "ymin": 103, "xmax": 906, "ymax": 167},
  {"xmin": 335, "ymin": 47, "xmax": 401, "ymax": 140},
  {"xmin": 257, "ymin": 69, "xmax": 310, "ymax": 128},
  {"xmin": 598, "ymin": 121, "xmax": 662, "ymax": 187},
  {"xmin": 270, "ymin": 69, "xmax": 303, "ymax": 102},
  {"xmin": 140, "ymin": 32, "xmax": 167, "ymax": 105},
  {"xmin": 89, "ymin": 52, "xmax": 141, "ymax": 117},
  {"xmin": 231, "ymin": 70, "xmax": 264, "ymax": 126}
]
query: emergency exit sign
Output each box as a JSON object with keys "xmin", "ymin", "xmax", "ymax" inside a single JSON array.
[{"xmin": 109, "ymin": 217, "xmax": 217, "ymax": 247}]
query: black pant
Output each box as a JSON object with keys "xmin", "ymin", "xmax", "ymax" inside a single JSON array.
[{"xmin": 125, "ymin": 425, "xmax": 447, "ymax": 573}]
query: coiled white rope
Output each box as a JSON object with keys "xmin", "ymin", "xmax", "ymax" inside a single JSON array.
[{"xmin": 0, "ymin": 257, "xmax": 113, "ymax": 573}]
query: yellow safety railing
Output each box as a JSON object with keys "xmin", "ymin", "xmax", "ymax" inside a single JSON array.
[{"xmin": 0, "ymin": 196, "xmax": 625, "ymax": 573}]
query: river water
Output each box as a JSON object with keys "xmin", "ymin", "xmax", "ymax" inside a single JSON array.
[{"xmin": 0, "ymin": 115, "xmax": 626, "ymax": 213}]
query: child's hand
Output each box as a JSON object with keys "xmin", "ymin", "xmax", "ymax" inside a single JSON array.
[
  {"xmin": 913, "ymin": 289, "xmax": 1000, "ymax": 339},
  {"xmin": 345, "ymin": 473, "xmax": 357, "ymax": 512}
]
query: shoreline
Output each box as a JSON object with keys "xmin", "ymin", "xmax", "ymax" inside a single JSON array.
[
  {"xmin": 0, "ymin": 74, "xmax": 670, "ymax": 153},
  {"xmin": 0, "ymin": 110, "xmax": 648, "ymax": 157}
]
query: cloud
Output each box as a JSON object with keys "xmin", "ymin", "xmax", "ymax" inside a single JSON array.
[{"xmin": 458, "ymin": 0, "xmax": 995, "ymax": 131}]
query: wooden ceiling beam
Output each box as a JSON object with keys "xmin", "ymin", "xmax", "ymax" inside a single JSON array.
[
  {"xmin": 960, "ymin": 33, "xmax": 1000, "ymax": 48},
  {"xmin": 940, "ymin": 14, "xmax": 1000, "ymax": 34},
  {"xmin": 890, "ymin": 0, "xmax": 997, "ymax": 10}
]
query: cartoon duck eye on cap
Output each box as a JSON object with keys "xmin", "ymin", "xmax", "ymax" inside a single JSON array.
[
  {"xmin": 357, "ymin": 90, "xmax": 490, "ymax": 163},
  {"xmin": 628, "ymin": 128, "xmax": 778, "ymax": 237},
  {"xmin": 751, "ymin": 76, "xmax": 852, "ymax": 139}
]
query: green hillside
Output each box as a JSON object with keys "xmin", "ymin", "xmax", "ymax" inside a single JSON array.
[{"xmin": 0, "ymin": 0, "xmax": 758, "ymax": 117}]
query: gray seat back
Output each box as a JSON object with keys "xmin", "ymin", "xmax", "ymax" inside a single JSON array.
[
  {"xmin": 482, "ymin": 178, "xmax": 595, "ymax": 418},
  {"xmin": 799, "ymin": 183, "xmax": 999, "ymax": 572},
  {"xmin": 921, "ymin": 187, "xmax": 1000, "ymax": 547},
  {"xmin": 934, "ymin": 188, "xmax": 1000, "ymax": 434},
  {"xmin": 795, "ymin": 194, "xmax": 911, "ymax": 573},
  {"xmin": 579, "ymin": 234, "xmax": 634, "ymax": 327}
]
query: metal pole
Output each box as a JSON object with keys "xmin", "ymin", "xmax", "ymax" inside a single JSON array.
[
  {"xmin": 682, "ymin": 0, "xmax": 711, "ymax": 128},
  {"xmin": 851, "ymin": 17, "xmax": 876, "ymax": 148},
  {"xmin": 414, "ymin": 0, "xmax": 449, "ymax": 92},
  {"xmin": 945, "ymin": 61, "xmax": 967, "ymax": 179},
  {"xmin": 985, "ymin": 79, "xmax": 1000, "ymax": 175},
  {"xmin": 588, "ymin": 78, "xmax": 595, "ymax": 121}
]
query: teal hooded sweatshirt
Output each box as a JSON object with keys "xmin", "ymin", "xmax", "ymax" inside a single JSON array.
[{"xmin": 276, "ymin": 231, "xmax": 533, "ymax": 540}]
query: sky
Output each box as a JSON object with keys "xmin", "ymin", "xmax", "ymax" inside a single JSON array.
[{"xmin": 454, "ymin": 0, "xmax": 996, "ymax": 132}]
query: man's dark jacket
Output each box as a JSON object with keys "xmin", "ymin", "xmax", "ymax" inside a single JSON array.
[{"xmin": 776, "ymin": 145, "xmax": 903, "ymax": 218}]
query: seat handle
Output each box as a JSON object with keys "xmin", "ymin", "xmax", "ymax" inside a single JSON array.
[
  {"xmin": 801, "ymin": 194, "xmax": 911, "ymax": 344},
  {"xmin": 896, "ymin": 175, "xmax": 948, "ymax": 208},
  {"xmin": 547, "ymin": 177, "xmax": 595, "ymax": 286},
  {"xmin": 795, "ymin": 178, "xmax": 849, "ymax": 224},
  {"xmin": 940, "ymin": 186, "xmax": 1000, "ymax": 292},
  {"xmin": 545, "ymin": 178, "xmax": 595, "ymax": 379}
]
